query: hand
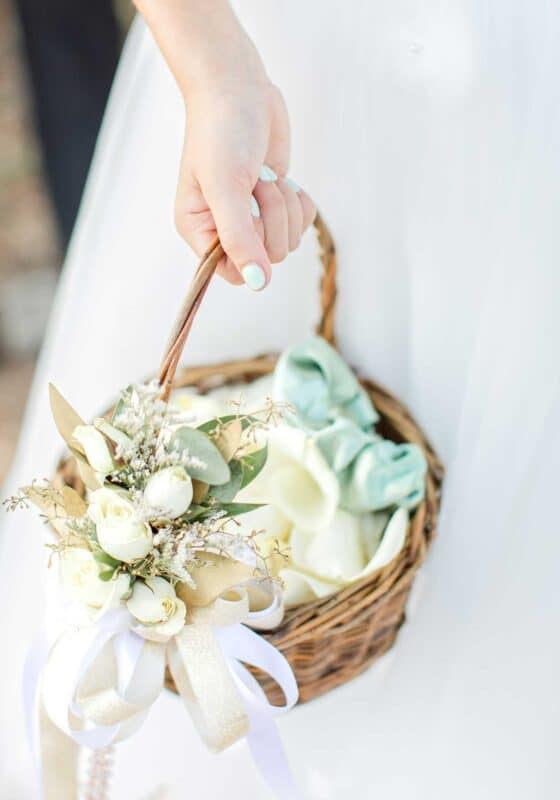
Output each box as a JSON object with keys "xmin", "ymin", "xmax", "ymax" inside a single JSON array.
[{"xmin": 174, "ymin": 80, "xmax": 316, "ymax": 289}]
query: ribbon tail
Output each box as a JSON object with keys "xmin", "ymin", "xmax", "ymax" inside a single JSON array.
[
  {"xmin": 247, "ymin": 715, "xmax": 303, "ymax": 800},
  {"xmin": 24, "ymin": 634, "xmax": 80, "ymax": 800},
  {"xmin": 229, "ymin": 661, "xmax": 303, "ymax": 800},
  {"xmin": 219, "ymin": 625, "xmax": 302, "ymax": 800},
  {"xmin": 168, "ymin": 623, "xmax": 249, "ymax": 752},
  {"xmin": 39, "ymin": 701, "xmax": 80, "ymax": 800}
]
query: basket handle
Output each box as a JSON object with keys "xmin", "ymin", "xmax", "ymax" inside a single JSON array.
[{"xmin": 158, "ymin": 212, "xmax": 337, "ymax": 400}]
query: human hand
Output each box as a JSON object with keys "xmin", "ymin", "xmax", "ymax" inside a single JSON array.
[
  {"xmin": 174, "ymin": 79, "xmax": 316, "ymax": 290},
  {"xmin": 135, "ymin": 0, "xmax": 315, "ymax": 289}
]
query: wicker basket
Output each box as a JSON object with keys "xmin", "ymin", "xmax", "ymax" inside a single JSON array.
[{"xmin": 56, "ymin": 214, "xmax": 443, "ymax": 706}]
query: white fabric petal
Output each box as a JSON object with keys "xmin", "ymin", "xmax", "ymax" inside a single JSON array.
[
  {"xmin": 356, "ymin": 508, "xmax": 409, "ymax": 579},
  {"xmin": 290, "ymin": 510, "xmax": 366, "ymax": 583},
  {"xmin": 279, "ymin": 568, "xmax": 342, "ymax": 607}
]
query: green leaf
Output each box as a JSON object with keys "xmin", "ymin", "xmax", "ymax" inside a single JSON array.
[
  {"xmin": 93, "ymin": 551, "xmax": 120, "ymax": 568},
  {"xmin": 198, "ymin": 414, "xmax": 258, "ymax": 436},
  {"xmin": 182, "ymin": 504, "xmax": 209, "ymax": 522},
  {"xmin": 182, "ymin": 500, "xmax": 264, "ymax": 523},
  {"xmin": 239, "ymin": 445, "xmax": 268, "ymax": 489},
  {"xmin": 98, "ymin": 567, "xmax": 117, "ymax": 581},
  {"xmin": 209, "ymin": 459, "xmax": 243, "ymax": 502},
  {"xmin": 216, "ymin": 502, "xmax": 265, "ymax": 518},
  {"xmin": 168, "ymin": 427, "xmax": 230, "ymax": 485},
  {"xmin": 111, "ymin": 397, "xmax": 126, "ymax": 424}
]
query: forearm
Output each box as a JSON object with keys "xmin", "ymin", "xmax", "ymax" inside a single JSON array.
[{"xmin": 132, "ymin": 0, "xmax": 267, "ymax": 98}]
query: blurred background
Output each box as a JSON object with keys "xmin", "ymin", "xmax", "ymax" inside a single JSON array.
[{"xmin": 0, "ymin": 0, "xmax": 132, "ymax": 481}]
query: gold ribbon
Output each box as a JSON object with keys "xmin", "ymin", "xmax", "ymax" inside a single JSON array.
[{"xmin": 37, "ymin": 565, "xmax": 284, "ymax": 798}]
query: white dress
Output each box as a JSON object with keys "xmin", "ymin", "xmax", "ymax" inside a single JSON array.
[{"xmin": 2, "ymin": 2, "xmax": 560, "ymax": 797}]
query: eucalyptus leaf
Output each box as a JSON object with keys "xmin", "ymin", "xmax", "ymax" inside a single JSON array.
[
  {"xmin": 209, "ymin": 459, "xmax": 243, "ymax": 502},
  {"xmin": 168, "ymin": 426, "xmax": 230, "ymax": 485},
  {"xmin": 239, "ymin": 445, "xmax": 268, "ymax": 489}
]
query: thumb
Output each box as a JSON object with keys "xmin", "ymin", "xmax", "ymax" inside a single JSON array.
[{"xmin": 202, "ymin": 170, "xmax": 271, "ymax": 291}]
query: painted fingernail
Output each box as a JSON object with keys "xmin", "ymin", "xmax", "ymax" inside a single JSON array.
[
  {"xmin": 241, "ymin": 263, "xmax": 266, "ymax": 291},
  {"xmin": 285, "ymin": 176, "xmax": 301, "ymax": 193},
  {"xmin": 259, "ymin": 165, "xmax": 278, "ymax": 182},
  {"xmin": 250, "ymin": 196, "xmax": 261, "ymax": 218}
]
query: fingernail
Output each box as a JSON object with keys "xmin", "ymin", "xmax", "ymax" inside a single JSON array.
[
  {"xmin": 250, "ymin": 196, "xmax": 261, "ymax": 218},
  {"xmin": 241, "ymin": 263, "xmax": 266, "ymax": 291},
  {"xmin": 259, "ymin": 165, "xmax": 278, "ymax": 182},
  {"xmin": 285, "ymin": 176, "xmax": 301, "ymax": 193}
]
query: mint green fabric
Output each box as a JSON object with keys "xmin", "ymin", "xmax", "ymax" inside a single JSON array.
[
  {"xmin": 274, "ymin": 336, "xmax": 377, "ymax": 430},
  {"xmin": 274, "ymin": 337, "xmax": 427, "ymax": 511}
]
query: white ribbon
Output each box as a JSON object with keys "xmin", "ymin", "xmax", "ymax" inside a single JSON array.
[{"xmin": 28, "ymin": 583, "xmax": 300, "ymax": 799}]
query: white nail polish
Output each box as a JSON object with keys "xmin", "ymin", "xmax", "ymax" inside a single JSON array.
[
  {"xmin": 251, "ymin": 196, "xmax": 261, "ymax": 218},
  {"xmin": 259, "ymin": 165, "xmax": 278, "ymax": 182},
  {"xmin": 285, "ymin": 176, "xmax": 301, "ymax": 193},
  {"xmin": 241, "ymin": 263, "xmax": 266, "ymax": 291}
]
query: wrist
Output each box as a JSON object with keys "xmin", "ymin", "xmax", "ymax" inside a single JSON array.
[{"xmin": 134, "ymin": 0, "xmax": 268, "ymax": 103}]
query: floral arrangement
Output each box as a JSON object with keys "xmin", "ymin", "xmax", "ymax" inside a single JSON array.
[
  {"xmin": 5, "ymin": 336, "xmax": 427, "ymax": 800},
  {"xmin": 7, "ymin": 381, "xmax": 286, "ymax": 636}
]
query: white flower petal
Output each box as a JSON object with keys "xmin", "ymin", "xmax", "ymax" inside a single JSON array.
[
  {"xmin": 356, "ymin": 507, "xmax": 409, "ymax": 579},
  {"xmin": 72, "ymin": 425, "xmax": 115, "ymax": 475},
  {"xmin": 89, "ymin": 487, "xmax": 152, "ymax": 563},
  {"xmin": 360, "ymin": 511, "xmax": 390, "ymax": 560},
  {"xmin": 144, "ymin": 466, "xmax": 193, "ymax": 519},
  {"xmin": 279, "ymin": 567, "xmax": 341, "ymax": 607},
  {"xmin": 291, "ymin": 510, "xmax": 365, "ymax": 583},
  {"xmin": 59, "ymin": 548, "xmax": 129, "ymax": 609},
  {"xmin": 240, "ymin": 427, "xmax": 339, "ymax": 531}
]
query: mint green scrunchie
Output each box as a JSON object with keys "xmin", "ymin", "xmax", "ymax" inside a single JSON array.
[{"xmin": 274, "ymin": 337, "xmax": 427, "ymax": 512}]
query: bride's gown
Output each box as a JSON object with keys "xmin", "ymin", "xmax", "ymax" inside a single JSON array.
[{"xmin": 2, "ymin": 2, "xmax": 560, "ymax": 798}]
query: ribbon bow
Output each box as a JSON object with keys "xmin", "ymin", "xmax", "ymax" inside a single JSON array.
[{"xmin": 27, "ymin": 581, "xmax": 300, "ymax": 799}]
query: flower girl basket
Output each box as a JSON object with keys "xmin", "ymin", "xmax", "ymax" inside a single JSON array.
[{"xmin": 57, "ymin": 213, "xmax": 443, "ymax": 706}]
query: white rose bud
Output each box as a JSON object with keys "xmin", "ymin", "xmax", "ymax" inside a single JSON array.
[
  {"xmin": 59, "ymin": 547, "xmax": 130, "ymax": 609},
  {"xmin": 73, "ymin": 424, "xmax": 115, "ymax": 476},
  {"xmin": 127, "ymin": 577, "xmax": 186, "ymax": 641},
  {"xmin": 89, "ymin": 488, "xmax": 152, "ymax": 563},
  {"xmin": 144, "ymin": 466, "xmax": 193, "ymax": 519}
]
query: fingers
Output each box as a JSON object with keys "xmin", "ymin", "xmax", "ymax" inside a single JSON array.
[
  {"xmin": 253, "ymin": 180, "xmax": 289, "ymax": 263},
  {"xmin": 277, "ymin": 178, "xmax": 303, "ymax": 252},
  {"xmin": 176, "ymin": 154, "xmax": 315, "ymax": 291},
  {"xmin": 178, "ymin": 158, "xmax": 272, "ymax": 290}
]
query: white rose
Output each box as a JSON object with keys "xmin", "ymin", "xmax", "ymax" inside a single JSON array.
[
  {"xmin": 144, "ymin": 466, "xmax": 193, "ymax": 519},
  {"xmin": 59, "ymin": 547, "xmax": 130, "ymax": 609},
  {"xmin": 127, "ymin": 577, "xmax": 186, "ymax": 641},
  {"xmin": 72, "ymin": 424, "xmax": 115, "ymax": 476},
  {"xmin": 239, "ymin": 426, "xmax": 339, "ymax": 531},
  {"xmin": 89, "ymin": 488, "xmax": 152, "ymax": 563}
]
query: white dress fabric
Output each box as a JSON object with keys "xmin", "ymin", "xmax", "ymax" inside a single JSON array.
[{"xmin": 2, "ymin": 2, "xmax": 560, "ymax": 797}]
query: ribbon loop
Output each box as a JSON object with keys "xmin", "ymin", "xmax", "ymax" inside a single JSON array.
[{"xmin": 33, "ymin": 582, "xmax": 299, "ymax": 799}]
